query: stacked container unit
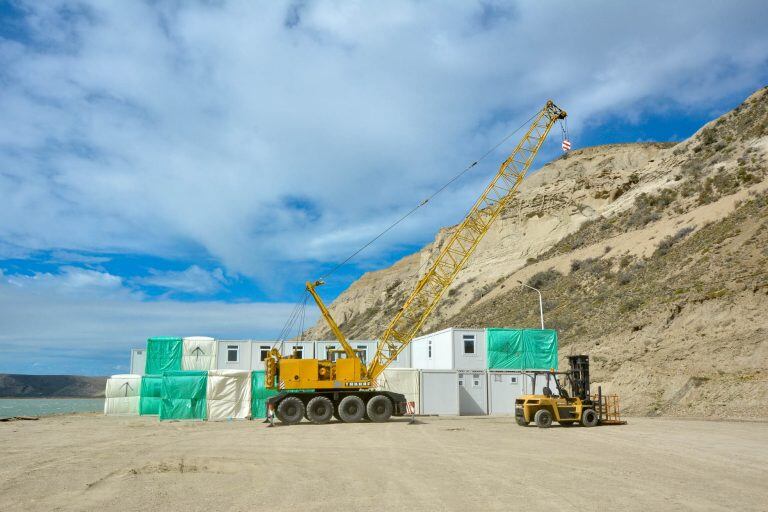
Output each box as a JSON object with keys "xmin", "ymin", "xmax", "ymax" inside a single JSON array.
[
  {"xmin": 411, "ymin": 328, "xmax": 487, "ymax": 415},
  {"xmin": 486, "ymin": 328, "xmax": 559, "ymax": 415},
  {"xmin": 130, "ymin": 349, "xmax": 146, "ymax": 375},
  {"xmin": 217, "ymin": 340, "xmax": 253, "ymax": 371}
]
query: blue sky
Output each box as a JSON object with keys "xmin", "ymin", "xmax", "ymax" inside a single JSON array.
[{"xmin": 1, "ymin": 1, "xmax": 767, "ymax": 375}]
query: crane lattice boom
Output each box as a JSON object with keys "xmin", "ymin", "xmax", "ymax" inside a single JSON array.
[{"xmin": 366, "ymin": 101, "xmax": 566, "ymax": 380}]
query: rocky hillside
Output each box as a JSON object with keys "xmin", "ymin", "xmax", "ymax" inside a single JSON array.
[
  {"xmin": 0, "ymin": 374, "xmax": 107, "ymax": 398},
  {"xmin": 307, "ymin": 86, "xmax": 768, "ymax": 420}
]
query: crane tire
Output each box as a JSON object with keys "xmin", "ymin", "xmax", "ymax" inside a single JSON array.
[
  {"xmin": 534, "ymin": 409, "xmax": 553, "ymax": 428},
  {"xmin": 306, "ymin": 396, "xmax": 333, "ymax": 424},
  {"xmin": 276, "ymin": 396, "xmax": 304, "ymax": 425},
  {"xmin": 581, "ymin": 409, "xmax": 599, "ymax": 427},
  {"xmin": 366, "ymin": 394, "xmax": 393, "ymax": 423},
  {"xmin": 338, "ymin": 395, "xmax": 365, "ymax": 423}
]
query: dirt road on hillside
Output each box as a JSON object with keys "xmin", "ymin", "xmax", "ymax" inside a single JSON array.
[{"xmin": 1, "ymin": 414, "xmax": 765, "ymax": 511}]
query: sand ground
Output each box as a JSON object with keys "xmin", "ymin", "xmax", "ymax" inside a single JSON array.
[{"xmin": 1, "ymin": 414, "xmax": 766, "ymax": 511}]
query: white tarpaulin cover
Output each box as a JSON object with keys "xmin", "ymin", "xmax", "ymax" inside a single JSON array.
[
  {"xmin": 104, "ymin": 374, "xmax": 141, "ymax": 415},
  {"xmin": 181, "ymin": 336, "xmax": 217, "ymax": 371},
  {"xmin": 206, "ymin": 369, "xmax": 252, "ymax": 421},
  {"xmin": 377, "ymin": 368, "xmax": 419, "ymax": 413}
]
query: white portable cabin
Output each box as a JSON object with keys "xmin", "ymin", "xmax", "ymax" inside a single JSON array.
[
  {"xmin": 458, "ymin": 370, "xmax": 488, "ymax": 415},
  {"xmin": 251, "ymin": 341, "xmax": 282, "ymax": 371},
  {"xmin": 419, "ymin": 370, "xmax": 460, "ymax": 415},
  {"xmin": 217, "ymin": 340, "xmax": 253, "ymax": 371},
  {"xmin": 487, "ymin": 371, "xmax": 525, "ymax": 415},
  {"xmin": 130, "ymin": 348, "xmax": 146, "ymax": 375},
  {"xmin": 411, "ymin": 328, "xmax": 487, "ymax": 370},
  {"xmin": 316, "ymin": 340, "xmax": 378, "ymax": 366},
  {"xmin": 280, "ymin": 341, "xmax": 315, "ymax": 360},
  {"xmin": 375, "ymin": 343, "xmax": 411, "ymax": 369}
]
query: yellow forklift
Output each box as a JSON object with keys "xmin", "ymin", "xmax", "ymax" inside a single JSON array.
[{"xmin": 515, "ymin": 355, "xmax": 625, "ymax": 428}]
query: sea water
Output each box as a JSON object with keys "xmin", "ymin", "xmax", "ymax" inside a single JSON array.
[{"xmin": 0, "ymin": 398, "xmax": 105, "ymax": 418}]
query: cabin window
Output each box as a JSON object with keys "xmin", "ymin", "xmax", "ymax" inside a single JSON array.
[
  {"xmin": 291, "ymin": 346, "xmax": 303, "ymax": 359},
  {"xmin": 428, "ymin": 340, "xmax": 432, "ymax": 359},
  {"xmin": 473, "ymin": 374, "xmax": 481, "ymax": 387},
  {"xmin": 356, "ymin": 344, "xmax": 367, "ymax": 365},
  {"xmin": 227, "ymin": 345, "xmax": 239, "ymax": 363},
  {"xmin": 259, "ymin": 345, "xmax": 271, "ymax": 361},
  {"xmin": 463, "ymin": 334, "xmax": 476, "ymax": 355},
  {"xmin": 510, "ymin": 376, "xmax": 518, "ymax": 384}
]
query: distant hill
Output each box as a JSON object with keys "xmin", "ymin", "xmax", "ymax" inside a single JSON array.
[
  {"xmin": 305, "ymin": 86, "xmax": 768, "ymax": 420},
  {"xmin": 0, "ymin": 374, "xmax": 107, "ymax": 398}
]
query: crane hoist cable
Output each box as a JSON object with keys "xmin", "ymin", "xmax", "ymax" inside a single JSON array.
[{"xmin": 319, "ymin": 109, "xmax": 544, "ymax": 281}]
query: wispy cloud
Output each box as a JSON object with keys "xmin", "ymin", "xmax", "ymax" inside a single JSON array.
[{"xmin": 133, "ymin": 265, "xmax": 228, "ymax": 295}]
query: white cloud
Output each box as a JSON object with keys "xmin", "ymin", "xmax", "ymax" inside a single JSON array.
[
  {"xmin": 0, "ymin": 1, "xmax": 765, "ymax": 285},
  {"xmin": 5, "ymin": 266, "xmax": 132, "ymax": 298},
  {"xmin": 0, "ymin": 270, "xmax": 310, "ymax": 374},
  {"xmin": 133, "ymin": 265, "xmax": 227, "ymax": 295}
]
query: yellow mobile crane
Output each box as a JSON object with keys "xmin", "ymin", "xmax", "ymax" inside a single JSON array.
[{"xmin": 265, "ymin": 101, "xmax": 567, "ymax": 424}]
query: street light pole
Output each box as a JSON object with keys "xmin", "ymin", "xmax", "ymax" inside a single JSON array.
[{"xmin": 517, "ymin": 280, "xmax": 544, "ymax": 329}]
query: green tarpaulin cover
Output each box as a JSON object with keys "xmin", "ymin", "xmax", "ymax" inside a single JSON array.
[
  {"xmin": 145, "ymin": 337, "xmax": 183, "ymax": 375},
  {"xmin": 487, "ymin": 328, "xmax": 558, "ymax": 370},
  {"xmin": 139, "ymin": 375, "xmax": 162, "ymax": 415},
  {"xmin": 160, "ymin": 371, "xmax": 207, "ymax": 421},
  {"xmin": 251, "ymin": 370, "xmax": 278, "ymax": 419}
]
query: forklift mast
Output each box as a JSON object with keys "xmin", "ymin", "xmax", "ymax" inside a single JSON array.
[{"xmin": 568, "ymin": 355, "xmax": 590, "ymax": 401}]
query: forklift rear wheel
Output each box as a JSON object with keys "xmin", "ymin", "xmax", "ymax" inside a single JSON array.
[
  {"xmin": 366, "ymin": 395, "xmax": 393, "ymax": 423},
  {"xmin": 534, "ymin": 409, "xmax": 553, "ymax": 428},
  {"xmin": 338, "ymin": 395, "xmax": 365, "ymax": 423},
  {"xmin": 581, "ymin": 409, "xmax": 599, "ymax": 427},
  {"xmin": 515, "ymin": 416, "xmax": 529, "ymax": 427},
  {"xmin": 306, "ymin": 396, "xmax": 333, "ymax": 424},
  {"xmin": 276, "ymin": 396, "xmax": 304, "ymax": 425}
]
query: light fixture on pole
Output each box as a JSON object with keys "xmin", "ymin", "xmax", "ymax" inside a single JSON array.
[{"xmin": 517, "ymin": 280, "xmax": 544, "ymax": 329}]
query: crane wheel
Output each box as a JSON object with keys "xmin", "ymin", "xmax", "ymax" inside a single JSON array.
[
  {"xmin": 581, "ymin": 409, "xmax": 599, "ymax": 427},
  {"xmin": 338, "ymin": 395, "xmax": 365, "ymax": 423},
  {"xmin": 306, "ymin": 396, "xmax": 333, "ymax": 425},
  {"xmin": 276, "ymin": 396, "xmax": 305, "ymax": 425},
  {"xmin": 534, "ymin": 409, "xmax": 553, "ymax": 428},
  {"xmin": 366, "ymin": 395, "xmax": 393, "ymax": 423}
]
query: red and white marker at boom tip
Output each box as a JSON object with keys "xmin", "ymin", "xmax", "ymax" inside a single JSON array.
[{"xmin": 561, "ymin": 139, "xmax": 571, "ymax": 152}]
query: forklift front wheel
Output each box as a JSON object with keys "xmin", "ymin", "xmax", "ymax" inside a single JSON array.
[
  {"xmin": 581, "ymin": 409, "xmax": 599, "ymax": 427},
  {"xmin": 534, "ymin": 409, "xmax": 553, "ymax": 428}
]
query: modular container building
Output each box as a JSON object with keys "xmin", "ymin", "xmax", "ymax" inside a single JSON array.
[
  {"xmin": 217, "ymin": 340, "xmax": 253, "ymax": 371},
  {"xmin": 487, "ymin": 371, "xmax": 525, "ymax": 415},
  {"xmin": 280, "ymin": 341, "xmax": 315, "ymax": 360},
  {"xmin": 411, "ymin": 328, "xmax": 487, "ymax": 370},
  {"xmin": 130, "ymin": 349, "xmax": 146, "ymax": 375},
  {"xmin": 251, "ymin": 341, "xmax": 282, "ymax": 371},
  {"xmin": 315, "ymin": 340, "xmax": 378, "ymax": 366},
  {"xmin": 458, "ymin": 370, "xmax": 488, "ymax": 415},
  {"xmin": 419, "ymin": 370, "xmax": 459, "ymax": 415}
]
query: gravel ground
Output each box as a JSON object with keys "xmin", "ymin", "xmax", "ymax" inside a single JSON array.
[{"xmin": 1, "ymin": 414, "xmax": 766, "ymax": 511}]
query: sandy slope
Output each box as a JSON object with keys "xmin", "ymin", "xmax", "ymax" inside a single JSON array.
[{"xmin": 1, "ymin": 414, "xmax": 766, "ymax": 511}]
